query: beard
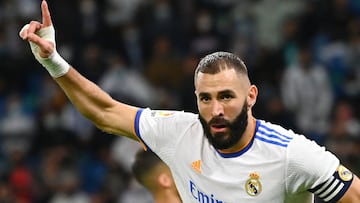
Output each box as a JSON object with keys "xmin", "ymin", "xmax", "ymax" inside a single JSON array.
[{"xmin": 199, "ymin": 101, "xmax": 249, "ymax": 150}]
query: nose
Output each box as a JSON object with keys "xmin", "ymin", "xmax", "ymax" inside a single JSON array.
[{"xmin": 211, "ymin": 100, "xmax": 224, "ymax": 117}]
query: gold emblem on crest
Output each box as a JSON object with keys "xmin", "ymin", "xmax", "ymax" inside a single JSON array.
[
  {"xmin": 245, "ymin": 172, "xmax": 262, "ymax": 196},
  {"xmin": 338, "ymin": 165, "xmax": 353, "ymax": 181}
]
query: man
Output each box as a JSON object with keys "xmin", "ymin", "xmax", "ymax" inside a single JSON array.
[
  {"xmin": 19, "ymin": 1, "xmax": 360, "ymax": 202},
  {"xmin": 281, "ymin": 43, "xmax": 333, "ymax": 146},
  {"xmin": 131, "ymin": 150, "xmax": 182, "ymax": 203}
]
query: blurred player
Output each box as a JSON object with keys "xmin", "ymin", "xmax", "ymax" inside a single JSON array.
[
  {"xmin": 19, "ymin": 1, "xmax": 360, "ymax": 202},
  {"xmin": 132, "ymin": 150, "xmax": 181, "ymax": 203}
]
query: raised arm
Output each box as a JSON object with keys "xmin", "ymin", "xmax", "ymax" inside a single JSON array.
[{"xmin": 19, "ymin": 0, "xmax": 138, "ymax": 139}]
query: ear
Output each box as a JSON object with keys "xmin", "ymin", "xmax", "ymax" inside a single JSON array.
[
  {"xmin": 157, "ymin": 173, "xmax": 173, "ymax": 188},
  {"xmin": 247, "ymin": 85, "xmax": 258, "ymax": 108}
]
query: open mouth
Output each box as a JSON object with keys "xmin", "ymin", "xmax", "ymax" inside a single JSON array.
[{"xmin": 211, "ymin": 124, "xmax": 227, "ymax": 133}]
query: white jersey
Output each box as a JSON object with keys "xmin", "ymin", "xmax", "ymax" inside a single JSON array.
[{"xmin": 134, "ymin": 108, "xmax": 352, "ymax": 203}]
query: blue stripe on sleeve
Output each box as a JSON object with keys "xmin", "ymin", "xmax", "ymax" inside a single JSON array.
[{"xmin": 134, "ymin": 108, "xmax": 152, "ymax": 151}]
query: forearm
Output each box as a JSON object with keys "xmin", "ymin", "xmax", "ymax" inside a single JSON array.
[
  {"xmin": 55, "ymin": 67, "xmax": 112, "ymax": 122},
  {"xmin": 55, "ymin": 67, "xmax": 138, "ymax": 137}
]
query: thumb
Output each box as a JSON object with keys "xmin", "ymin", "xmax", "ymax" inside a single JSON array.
[{"xmin": 27, "ymin": 33, "xmax": 54, "ymax": 58}]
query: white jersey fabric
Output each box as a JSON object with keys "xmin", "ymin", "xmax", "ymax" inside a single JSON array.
[{"xmin": 134, "ymin": 108, "xmax": 342, "ymax": 203}]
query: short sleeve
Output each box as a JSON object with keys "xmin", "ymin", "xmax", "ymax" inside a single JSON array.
[
  {"xmin": 286, "ymin": 134, "xmax": 339, "ymax": 194},
  {"xmin": 134, "ymin": 108, "xmax": 198, "ymax": 160}
]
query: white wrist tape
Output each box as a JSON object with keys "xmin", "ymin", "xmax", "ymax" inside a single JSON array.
[
  {"xmin": 20, "ymin": 24, "xmax": 70, "ymax": 78},
  {"xmin": 38, "ymin": 50, "xmax": 70, "ymax": 78}
]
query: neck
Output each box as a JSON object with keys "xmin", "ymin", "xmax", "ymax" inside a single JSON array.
[{"xmin": 218, "ymin": 116, "xmax": 256, "ymax": 154}]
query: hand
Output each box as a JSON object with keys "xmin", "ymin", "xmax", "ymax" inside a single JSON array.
[
  {"xmin": 19, "ymin": 0, "xmax": 54, "ymax": 58},
  {"xmin": 19, "ymin": 0, "xmax": 70, "ymax": 78}
]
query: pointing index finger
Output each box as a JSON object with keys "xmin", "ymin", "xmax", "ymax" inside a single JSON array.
[{"xmin": 41, "ymin": 0, "xmax": 52, "ymax": 27}]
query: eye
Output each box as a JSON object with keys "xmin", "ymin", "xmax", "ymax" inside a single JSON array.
[
  {"xmin": 200, "ymin": 95, "xmax": 211, "ymax": 103},
  {"xmin": 220, "ymin": 94, "xmax": 234, "ymax": 100}
]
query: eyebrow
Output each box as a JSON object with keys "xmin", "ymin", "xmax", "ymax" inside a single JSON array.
[
  {"xmin": 198, "ymin": 92, "xmax": 210, "ymax": 98},
  {"xmin": 218, "ymin": 90, "xmax": 234, "ymax": 95},
  {"xmin": 198, "ymin": 89, "xmax": 235, "ymax": 98}
]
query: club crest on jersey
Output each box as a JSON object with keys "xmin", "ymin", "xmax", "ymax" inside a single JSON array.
[
  {"xmin": 338, "ymin": 165, "xmax": 353, "ymax": 181},
  {"xmin": 245, "ymin": 172, "xmax": 262, "ymax": 196}
]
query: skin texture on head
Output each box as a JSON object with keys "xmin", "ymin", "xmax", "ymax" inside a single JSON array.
[
  {"xmin": 132, "ymin": 150, "xmax": 181, "ymax": 203},
  {"xmin": 194, "ymin": 52, "xmax": 258, "ymax": 153}
]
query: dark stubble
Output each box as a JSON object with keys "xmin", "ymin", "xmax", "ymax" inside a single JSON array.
[{"xmin": 199, "ymin": 100, "xmax": 248, "ymax": 150}]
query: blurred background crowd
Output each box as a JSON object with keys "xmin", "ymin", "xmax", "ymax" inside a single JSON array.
[{"xmin": 0, "ymin": 0, "xmax": 360, "ymax": 202}]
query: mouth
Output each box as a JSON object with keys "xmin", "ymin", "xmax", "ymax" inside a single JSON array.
[{"xmin": 210, "ymin": 124, "xmax": 227, "ymax": 133}]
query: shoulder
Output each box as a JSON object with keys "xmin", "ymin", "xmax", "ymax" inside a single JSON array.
[
  {"xmin": 285, "ymin": 130, "xmax": 339, "ymax": 189},
  {"xmin": 138, "ymin": 108, "xmax": 200, "ymax": 132},
  {"xmin": 138, "ymin": 108, "xmax": 198, "ymax": 119},
  {"xmin": 255, "ymin": 120, "xmax": 296, "ymax": 148},
  {"xmin": 139, "ymin": 108, "xmax": 199, "ymax": 121}
]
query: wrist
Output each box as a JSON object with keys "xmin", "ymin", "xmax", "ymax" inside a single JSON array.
[{"xmin": 40, "ymin": 50, "xmax": 70, "ymax": 78}]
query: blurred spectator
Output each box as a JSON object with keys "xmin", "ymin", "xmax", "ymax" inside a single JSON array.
[
  {"xmin": 118, "ymin": 179, "xmax": 153, "ymax": 203},
  {"xmin": 37, "ymin": 88, "xmax": 69, "ymax": 131},
  {"xmin": 120, "ymin": 22, "xmax": 145, "ymax": 69},
  {"xmin": 178, "ymin": 53, "xmax": 200, "ymax": 113},
  {"xmin": 8, "ymin": 150, "xmax": 34, "ymax": 203},
  {"xmin": 49, "ymin": 169, "xmax": 90, "ymax": 203},
  {"xmin": 80, "ymin": 142, "xmax": 129, "ymax": 202},
  {"xmin": 60, "ymin": 103, "xmax": 95, "ymax": 142},
  {"xmin": 79, "ymin": 0, "xmax": 100, "ymax": 40},
  {"xmin": 0, "ymin": 176, "xmax": 14, "ymax": 203},
  {"xmin": 279, "ymin": 16, "xmax": 301, "ymax": 67},
  {"xmin": 345, "ymin": 18, "xmax": 360, "ymax": 97},
  {"xmin": 137, "ymin": 0, "xmax": 183, "ymax": 59},
  {"xmin": 76, "ymin": 43, "xmax": 106, "ymax": 83},
  {"xmin": 110, "ymin": 137, "xmax": 142, "ymax": 173},
  {"xmin": 144, "ymin": 36, "xmax": 183, "ymax": 108},
  {"xmin": 319, "ymin": 39, "xmax": 350, "ymax": 98},
  {"xmin": 281, "ymin": 43, "xmax": 333, "ymax": 145},
  {"xmin": 98, "ymin": 54, "xmax": 159, "ymax": 108},
  {"xmin": 251, "ymin": 0, "xmax": 305, "ymax": 50},
  {"xmin": 254, "ymin": 85, "xmax": 296, "ymax": 131},
  {"xmin": 189, "ymin": 8, "xmax": 221, "ymax": 56},
  {"xmin": 144, "ymin": 36, "xmax": 183, "ymax": 90},
  {"xmin": 326, "ymin": 99, "xmax": 360, "ymax": 174},
  {"xmin": 229, "ymin": 3, "xmax": 257, "ymax": 68},
  {"xmin": 0, "ymin": 26, "xmax": 10, "ymax": 59},
  {"xmin": 95, "ymin": 144, "xmax": 131, "ymax": 201},
  {"xmin": 0, "ymin": 92, "xmax": 35, "ymax": 157},
  {"xmin": 79, "ymin": 147, "xmax": 109, "ymax": 196},
  {"xmin": 323, "ymin": 0, "xmax": 356, "ymax": 42},
  {"xmin": 34, "ymin": 141, "xmax": 75, "ymax": 202},
  {"xmin": 104, "ymin": 0, "xmax": 145, "ymax": 27}
]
